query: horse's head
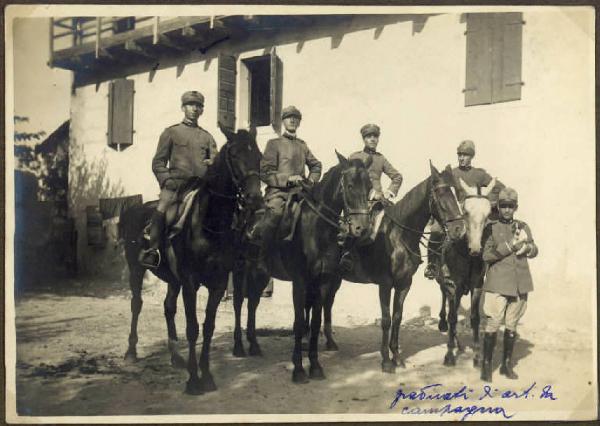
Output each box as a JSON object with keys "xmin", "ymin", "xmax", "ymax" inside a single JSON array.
[
  {"xmin": 430, "ymin": 163, "xmax": 465, "ymax": 241},
  {"xmin": 219, "ymin": 124, "xmax": 263, "ymax": 211},
  {"xmin": 335, "ymin": 150, "xmax": 372, "ymax": 239},
  {"xmin": 458, "ymin": 177, "xmax": 496, "ymax": 256}
]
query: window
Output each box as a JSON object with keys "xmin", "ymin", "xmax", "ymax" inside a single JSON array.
[
  {"xmin": 113, "ymin": 17, "xmax": 135, "ymax": 34},
  {"xmin": 107, "ymin": 79, "xmax": 134, "ymax": 151},
  {"xmin": 464, "ymin": 13, "xmax": 524, "ymax": 106},
  {"xmin": 217, "ymin": 50, "xmax": 283, "ymax": 132}
]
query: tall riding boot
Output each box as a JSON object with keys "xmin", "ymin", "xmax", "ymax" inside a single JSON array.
[
  {"xmin": 424, "ymin": 248, "xmax": 438, "ymax": 280},
  {"xmin": 338, "ymin": 238, "xmax": 355, "ymax": 274},
  {"xmin": 500, "ymin": 329, "xmax": 519, "ymax": 379},
  {"xmin": 481, "ymin": 331, "xmax": 497, "ymax": 382},
  {"xmin": 139, "ymin": 211, "xmax": 165, "ymax": 268}
]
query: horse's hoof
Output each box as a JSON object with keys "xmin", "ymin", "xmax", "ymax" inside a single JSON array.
[
  {"xmin": 325, "ymin": 340, "xmax": 339, "ymax": 351},
  {"xmin": 443, "ymin": 353, "xmax": 456, "ymax": 367},
  {"xmin": 185, "ymin": 378, "xmax": 204, "ymax": 395},
  {"xmin": 457, "ymin": 345, "xmax": 465, "ymax": 354},
  {"xmin": 124, "ymin": 350, "xmax": 138, "ymax": 363},
  {"xmin": 309, "ymin": 364, "xmax": 326, "ymax": 380},
  {"xmin": 233, "ymin": 345, "xmax": 247, "ymax": 358},
  {"xmin": 381, "ymin": 361, "xmax": 396, "ymax": 374},
  {"xmin": 171, "ymin": 353, "xmax": 187, "ymax": 369},
  {"xmin": 438, "ymin": 321, "xmax": 449, "ymax": 333},
  {"xmin": 200, "ymin": 374, "xmax": 218, "ymax": 393},
  {"xmin": 248, "ymin": 344, "xmax": 263, "ymax": 357},
  {"xmin": 394, "ymin": 358, "xmax": 406, "ymax": 369},
  {"xmin": 473, "ymin": 357, "xmax": 481, "ymax": 368},
  {"xmin": 292, "ymin": 368, "xmax": 309, "ymax": 384}
]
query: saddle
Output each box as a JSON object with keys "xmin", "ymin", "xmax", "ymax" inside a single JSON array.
[
  {"xmin": 277, "ymin": 188, "xmax": 305, "ymax": 242},
  {"xmin": 144, "ymin": 177, "xmax": 205, "ymax": 240}
]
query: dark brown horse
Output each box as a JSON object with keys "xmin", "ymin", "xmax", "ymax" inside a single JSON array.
[
  {"xmin": 232, "ymin": 152, "xmax": 373, "ymax": 383},
  {"xmin": 434, "ymin": 178, "xmax": 496, "ymax": 367},
  {"xmin": 313, "ymin": 163, "xmax": 465, "ymax": 373},
  {"xmin": 119, "ymin": 126, "xmax": 262, "ymax": 394}
]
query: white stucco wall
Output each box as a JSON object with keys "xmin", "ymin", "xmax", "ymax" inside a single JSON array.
[{"xmin": 69, "ymin": 10, "xmax": 595, "ymax": 329}]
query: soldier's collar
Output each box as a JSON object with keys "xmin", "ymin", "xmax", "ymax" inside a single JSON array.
[
  {"xmin": 363, "ymin": 147, "xmax": 377, "ymax": 155},
  {"xmin": 458, "ymin": 165, "xmax": 472, "ymax": 171},
  {"xmin": 182, "ymin": 119, "xmax": 199, "ymax": 127},
  {"xmin": 283, "ymin": 132, "xmax": 297, "ymax": 140},
  {"xmin": 499, "ymin": 218, "xmax": 514, "ymax": 224}
]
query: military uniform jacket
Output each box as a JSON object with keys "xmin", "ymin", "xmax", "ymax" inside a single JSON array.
[
  {"xmin": 482, "ymin": 220, "xmax": 538, "ymax": 296},
  {"xmin": 349, "ymin": 150, "xmax": 403, "ymax": 196},
  {"xmin": 260, "ymin": 133, "xmax": 322, "ymax": 201},
  {"xmin": 152, "ymin": 122, "xmax": 218, "ymax": 187},
  {"xmin": 452, "ymin": 166, "xmax": 504, "ymax": 204}
]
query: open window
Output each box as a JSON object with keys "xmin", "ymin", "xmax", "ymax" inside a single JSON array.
[{"xmin": 464, "ymin": 13, "xmax": 524, "ymax": 106}]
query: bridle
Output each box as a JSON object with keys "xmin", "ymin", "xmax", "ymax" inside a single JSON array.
[
  {"xmin": 304, "ymin": 166, "xmax": 370, "ymax": 231},
  {"xmin": 384, "ymin": 180, "xmax": 464, "ymax": 261},
  {"xmin": 204, "ymin": 140, "xmax": 261, "ymax": 234}
]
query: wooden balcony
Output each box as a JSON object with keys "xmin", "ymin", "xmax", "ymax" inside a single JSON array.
[{"xmin": 49, "ymin": 16, "xmax": 236, "ymax": 72}]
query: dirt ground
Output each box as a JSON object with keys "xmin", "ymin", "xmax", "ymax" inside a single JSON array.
[{"xmin": 9, "ymin": 271, "xmax": 597, "ymax": 421}]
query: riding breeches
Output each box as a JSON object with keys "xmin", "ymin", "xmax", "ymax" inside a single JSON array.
[
  {"xmin": 156, "ymin": 188, "xmax": 177, "ymax": 213},
  {"xmin": 480, "ymin": 291, "xmax": 528, "ymax": 333}
]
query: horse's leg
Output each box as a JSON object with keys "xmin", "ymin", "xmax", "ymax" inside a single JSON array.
[
  {"xmin": 324, "ymin": 279, "xmax": 341, "ymax": 351},
  {"xmin": 390, "ymin": 285, "xmax": 410, "ymax": 368},
  {"xmin": 308, "ymin": 279, "xmax": 326, "ymax": 379},
  {"xmin": 164, "ymin": 282, "xmax": 185, "ymax": 368},
  {"xmin": 198, "ymin": 283, "xmax": 226, "ymax": 392},
  {"xmin": 302, "ymin": 292, "xmax": 312, "ymax": 351},
  {"xmin": 247, "ymin": 275, "xmax": 264, "ymax": 356},
  {"xmin": 471, "ymin": 287, "xmax": 483, "ymax": 367},
  {"xmin": 438, "ymin": 286, "xmax": 449, "ymax": 332},
  {"xmin": 232, "ymin": 267, "xmax": 247, "ymax": 358},
  {"xmin": 124, "ymin": 266, "xmax": 145, "ymax": 362},
  {"xmin": 181, "ymin": 280, "xmax": 202, "ymax": 395},
  {"xmin": 291, "ymin": 279, "xmax": 309, "ymax": 383},
  {"xmin": 379, "ymin": 284, "xmax": 395, "ymax": 373},
  {"xmin": 444, "ymin": 291, "xmax": 461, "ymax": 366}
]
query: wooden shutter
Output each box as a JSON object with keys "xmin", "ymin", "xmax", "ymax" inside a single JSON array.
[
  {"xmin": 492, "ymin": 12, "xmax": 524, "ymax": 103},
  {"xmin": 464, "ymin": 14, "xmax": 493, "ymax": 106},
  {"xmin": 218, "ymin": 54, "xmax": 237, "ymax": 130},
  {"xmin": 107, "ymin": 79, "xmax": 134, "ymax": 151},
  {"xmin": 270, "ymin": 48, "xmax": 283, "ymax": 134}
]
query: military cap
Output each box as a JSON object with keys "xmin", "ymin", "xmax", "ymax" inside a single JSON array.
[
  {"xmin": 457, "ymin": 140, "xmax": 475, "ymax": 156},
  {"xmin": 282, "ymin": 105, "xmax": 302, "ymax": 120},
  {"xmin": 498, "ymin": 187, "xmax": 518, "ymax": 204},
  {"xmin": 181, "ymin": 91, "xmax": 205, "ymax": 106},
  {"xmin": 360, "ymin": 123, "xmax": 381, "ymax": 138}
]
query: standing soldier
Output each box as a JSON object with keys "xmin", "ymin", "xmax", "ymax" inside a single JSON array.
[
  {"xmin": 480, "ymin": 187, "xmax": 538, "ymax": 382},
  {"xmin": 138, "ymin": 90, "xmax": 218, "ymax": 268},
  {"xmin": 252, "ymin": 105, "xmax": 322, "ymax": 253},
  {"xmin": 339, "ymin": 123, "xmax": 403, "ymax": 272},
  {"xmin": 424, "ymin": 140, "xmax": 504, "ymax": 279}
]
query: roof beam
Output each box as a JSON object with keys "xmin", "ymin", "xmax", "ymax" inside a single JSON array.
[
  {"xmin": 124, "ymin": 40, "xmax": 156, "ymax": 59},
  {"xmin": 154, "ymin": 34, "xmax": 188, "ymax": 52}
]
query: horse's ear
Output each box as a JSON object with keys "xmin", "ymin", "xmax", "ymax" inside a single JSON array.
[
  {"xmin": 248, "ymin": 125, "xmax": 257, "ymax": 141},
  {"xmin": 363, "ymin": 154, "xmax": 373, "ymax": 169},
  {"xmin": 481, "ymin": 177, "xmax": 496, "ymax": 197},
  {"xmin": 336, "ymin": 150, "xmax": 349, "ymax": 167},
  {"xmin": 219, "ymin": 122, "xmax": 235, "ymax": 142},
  {"xmin": 459, "ymin": 177, "xmax": 476, "ymax": 196},
  {"xmin": 429, "ymin": 160, "xmax": 441, "ymax": 177}
]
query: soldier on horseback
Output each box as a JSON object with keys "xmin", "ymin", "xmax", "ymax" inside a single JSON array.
[
  {"xmin": 339, "ymin": 123, "xmax": 403, "ymax": 272},
  {"xmin": 424, "ymin": 139, "xmax": 504, "ymax": 279},
  {"xmin": 138, "ymin": 90, "xmax": 218, "ymax": 268},
  {"xmin": 251, "ymin": 105, "xmax": 322, "ymax": 254}
]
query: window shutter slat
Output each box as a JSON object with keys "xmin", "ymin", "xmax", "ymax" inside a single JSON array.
[
  {"xmin": 107, "ymin": 79, "xmax": 134, "ymax": 151},
  {"xmin": 465, "ymin": 13, "xmax": 493, "ymax": 106},
  {"xmin": 270, "ymin": 49, "xmax": 283, "ymax": 134},
  {"xmin": 218, "ymin": 54, "xmax": 237, "ymax": 130},
  {"xmin": 494, "ymin": 12, "xmax": 523, "ymax": 103}
]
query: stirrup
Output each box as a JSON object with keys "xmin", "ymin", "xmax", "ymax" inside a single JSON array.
[
  {"xmin": 424, "ymin": 263, "xmax": 438, "ymax": 279},
  {"xmin": 139, "ymin": 248, "xmax": 161, "ymax": 269}
]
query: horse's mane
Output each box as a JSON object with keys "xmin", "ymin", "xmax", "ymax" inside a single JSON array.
[
  {"xmin": 312, "ymin": 163, "xmax": 342, "ymax": 201},
  {"xmin": 385, "ymin": 176, "xmax": 431, "ymax": 221}
]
